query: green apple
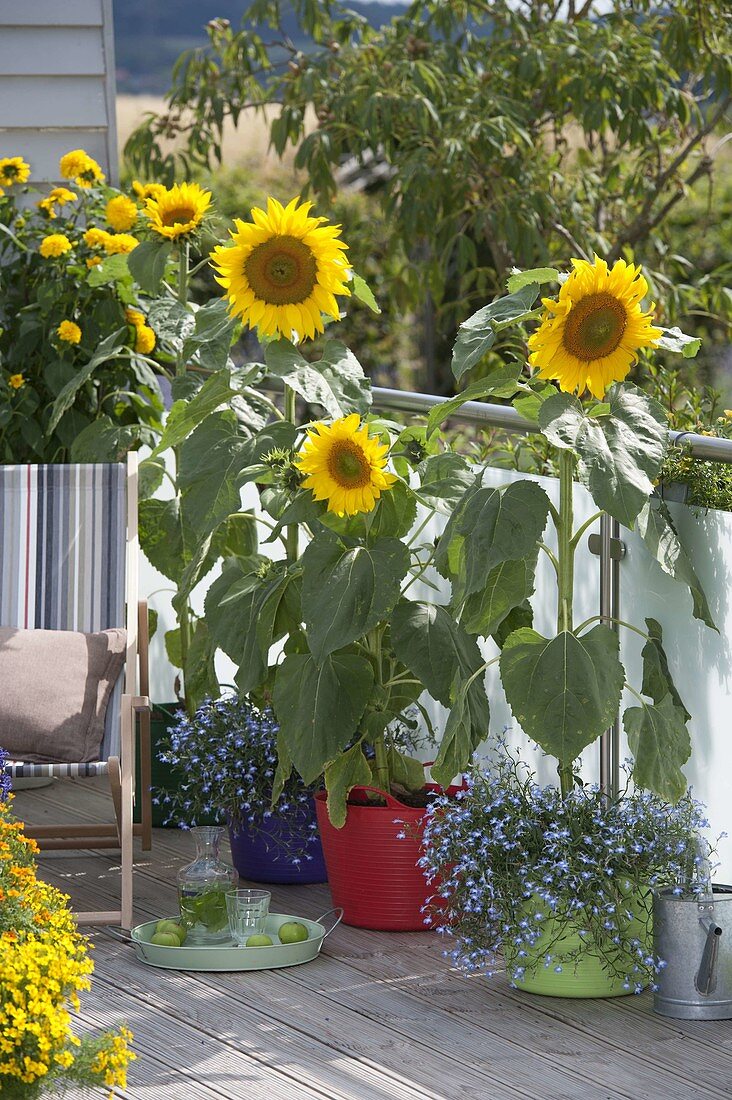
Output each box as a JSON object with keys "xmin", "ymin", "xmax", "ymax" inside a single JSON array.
[
  {"xmin": 245, "ymin": 934, "xmax": 274, "ymax": 947},
  {"xmin": 278, "ymin": 921, "xmax": 309, "ymax": 945},
  {"xmin": 156, "ymin": 919, "xmax": 187, "ymax": 944},
  {"xmin": 150, "ymin": 931, "xmax": 181, "ymax": 947}
]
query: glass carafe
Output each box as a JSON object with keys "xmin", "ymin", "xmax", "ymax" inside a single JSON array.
[{"xmin": 177, "ymin": 826, "xmax": 238, "ymax": 944}]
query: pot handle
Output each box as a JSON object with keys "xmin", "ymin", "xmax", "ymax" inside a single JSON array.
[
  {"xmin": 695, "ymin": 916, "xmax": 723, "ymax": 995},
  {"xmin": 316, "ymin": 907, "xmax": 344, "ymax": 940},
  {"xmin": 349, "ymin": 784, "xmax": 410, "ymax": 809}
]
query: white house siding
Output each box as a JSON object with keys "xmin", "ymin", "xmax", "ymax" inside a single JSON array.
[{"xmin": 0, "ymin": 0, "xmax": 118, "ymax": 184}]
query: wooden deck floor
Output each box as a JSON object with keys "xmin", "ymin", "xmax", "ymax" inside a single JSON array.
[{"xmin": 14, "ymin": 778, "xmax": 732, "ymax": 1100}]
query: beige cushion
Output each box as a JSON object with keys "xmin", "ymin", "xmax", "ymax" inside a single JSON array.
[{"xmin": 0, "ymin": 626, "xmax": 127, "ymax": 763}]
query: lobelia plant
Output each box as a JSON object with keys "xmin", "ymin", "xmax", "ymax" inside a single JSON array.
[
  {"xmin": 425, "ymin": 256, "xmax": 716, "ymax": 803},
  {"xmin": 419, "ymin": 741, "xmax": 714, "ymax": 990},
  {"xmin": 156, "ymin": 694, "xmax": 320, "ymax": 860}
]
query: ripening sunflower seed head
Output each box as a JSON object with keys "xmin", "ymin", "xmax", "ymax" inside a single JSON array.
[
  {"xmin": 210, "ymin": 196, "xmax": 351, "ymax": 342},
  {"xmin": 527, "ymin": 256, "xmax": 663, "ymax": 400},
  {"xmin": 296, "ymin": 414, "xmax": 397, "ymax": 516}
]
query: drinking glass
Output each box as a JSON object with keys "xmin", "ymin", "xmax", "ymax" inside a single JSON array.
[{"xmin": 226, "ymin": 888, "xmax": 271, "ymax": 945}]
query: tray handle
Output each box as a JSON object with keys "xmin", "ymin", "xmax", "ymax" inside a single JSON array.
[{"xmin": 316, "ymin": 907, "xmax": 344, "ymax": 940}]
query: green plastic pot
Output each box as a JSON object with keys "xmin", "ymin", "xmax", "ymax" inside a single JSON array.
[{"xmin": 508, "ymin": 885, "xmax": 652, "ymax": 998}]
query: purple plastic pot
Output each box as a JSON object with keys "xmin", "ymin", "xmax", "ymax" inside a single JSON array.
[{"xmin": 228, "ymin": 804, "xmax": 327, "ymax": 885}]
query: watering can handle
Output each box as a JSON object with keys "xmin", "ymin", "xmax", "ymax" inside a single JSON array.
[{"xmin": 695, "ymin": 917, "xmax": 722, "ymax": 995}]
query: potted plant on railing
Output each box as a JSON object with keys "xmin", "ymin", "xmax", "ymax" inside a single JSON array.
[
  {"xmin": 156, "ymin": 694, "xmax": 327, "ymax": 884},
  {"xmin": 415, "ymin": 255, "xmax": 716, "ymax": 994}
]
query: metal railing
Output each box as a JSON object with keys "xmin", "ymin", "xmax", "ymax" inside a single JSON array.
[{"xmin": 370, "ymin": 383, "xmax": 732, "ymax": 795}]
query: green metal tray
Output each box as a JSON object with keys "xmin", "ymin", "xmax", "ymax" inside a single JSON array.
[{"xmin": 130, "ymin": 909, "xmax": 342, "ymax": 972}]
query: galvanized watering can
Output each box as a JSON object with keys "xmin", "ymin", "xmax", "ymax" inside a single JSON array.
[{"xmin": 654, "ymin": 885, "xmax": 732, "ymax": 1019}]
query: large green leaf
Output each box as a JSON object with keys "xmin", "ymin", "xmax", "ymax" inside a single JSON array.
[
  {"xmin": 273, "ymin": 653, "xmax": 374, "ymax": 783},
  {"xmin": 538, "ymin": 384, "xmax": 667, "ymax": 528},
  {"xmin": 656, "ymin": 326, "xmax": 702, "ymax": 359},
  {"xmin": 462, "ymin": 553, "xmax": 538, "ymax": 637},
  {"xmin": 637, "ymin": 500, "xmax": 716, "ymax": 631},
  {"xmin": 48, "ymin": 330, "xmax": 126, "ymax": 432},
  {"xmin": 138, "ymin": 498, "xmax": 185, "ymax": 583},
  {"xmin": 127, "ymin": 239, "xmax": 172, "ymax": 294},
  {"xmin": 266, "ymin": 338, "xmax": 371, "ymax": 417},
  {"xmin": 431, "ymin": 670, "xmax": 490, "ymax": 788},
  {"xmin": 366, "ymin": 479, "xmax": 418, "ymax": 540},
  {"xmin": 414, "ymin": 453, "xmax": 475, "ymax": 514},
  {"xmin": 70, "ymin": 418, "xmax": 139, "ymax": 462},
  {"xmin": 324, "ymin": 744, "xmax": 373, "ymax": 828},
  {"xmin": 301, "ymin": 534, "xmax": 410, "ymax": 663},
  {"xmin": 185, "ymin": 619, "xmax": 218, "ymax": 712},
  {"xmin": 205, "ymin": 565, "xmax": 289, "ymax": 694},
  {"xmin": 152, "ymin": 368, "xmax": 235, "ymax": 455},
  {"xmin": 351, "ymin": 272, "xmax": 381, "ymax": 314},
  {"xmin": 391, "ymin": 600, "xmax": 485, "ymax": 706},
  {"xmin": 640, "ymin": 617, "xmax": 689, "ymax": 719},
  {"xmin": 147, "ymin": 299, "xmax": 194, "ymax": 354},
  {"xmin": 499, "ymin": 625, "xmax": 625, "ymax": 764},
  {"xmin": 506, "ymin": 267, "xmax": 559, "ymax": 293},
  {"xmin": 436, "ymin": 480, "xmax": 550, "ymax": 602},
  {"xmin": 624, "ymin": 694, "xmax": 691, "ymax": 803},
  {"xmin": 182, "ymin": 298, "xmax": 238, "ymax": 374},
  {"xmin": 426, "ymin": 363, "xmax": 523, "ymax": 437},
  {"xmin": 451, "ymin": 283, "xmax": 540, "ymax": 381}
]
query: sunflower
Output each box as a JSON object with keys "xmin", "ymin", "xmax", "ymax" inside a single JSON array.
[
  {"xmin": 296, "ymin": 414, "xmax": 397, "ymax": 516},
  {"xmin": 105, "ymin": 195, "xmax": 138, "ymax": 232},
  {"xmin": 144, "ymin": 182, "xmax": 211, "ymax": 240},
  {"xmin": 125, "ymin": 309, "xmax": 156, "ymax": 355},
  {"xmin": 0, "ymin": 157, "xmax": 30, "ymax": 188},
  {"xmin": 59, "ymin": 149, "xmax": 105, "ymax": 188},
  {"xmin": 57, "ymin": 320, "xmax": 81, "ymax": 345},
  {"xmin": 39, "ymin": 234, "xmax": 72, "ymax": 258},
  {"xmin": 528, "ymin": 256, "xmax": 662, "ymax": 400},
  {"xmin": 210, "ymin": 196, "xmax": 351, "ymax": 341}
]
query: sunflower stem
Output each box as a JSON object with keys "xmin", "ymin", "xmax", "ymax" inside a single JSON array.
[
  {"xmin": 174, "ymin": 238, "xmax": 192, "ymax": 710},
  {"xmin": 556, "ymin": 447, "xmax": 575, "ymax": 797},
  {"xmin": 284, "ymin": 382, "xmax": 299, "ymax": 563}
]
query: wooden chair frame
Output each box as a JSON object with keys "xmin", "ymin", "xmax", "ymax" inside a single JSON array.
[{"xmin": 22, "ymin": 454, "xmax": 152, "ymax": 929}]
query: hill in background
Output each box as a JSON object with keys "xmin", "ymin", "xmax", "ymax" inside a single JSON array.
[{"xmin": 114, "ymin": 1, "xmax": 408, "ymax": 94}]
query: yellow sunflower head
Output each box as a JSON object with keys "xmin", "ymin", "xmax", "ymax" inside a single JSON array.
[
  {"xmin": 144, "ymin": 181, "xmax": 212, "ymax": 240},
  {"xmin": 296, "ymin": 414, "xmax": 397, "ymax": 516},
  {"xmin": 0, "ymin": 157, "xmax": 30, "ymax": 188},
  {"xmin": 527, "ymin": 256, "xmax": 663, "ymax": 400},
  {"xmin": 209, "ymin": 196, "xmax": 351, "ymax": 342}
]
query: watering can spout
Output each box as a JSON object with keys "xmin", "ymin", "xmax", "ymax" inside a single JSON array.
[{"xmin": 695, "ymin": 918, "xmax": 723, "ymax": 996}]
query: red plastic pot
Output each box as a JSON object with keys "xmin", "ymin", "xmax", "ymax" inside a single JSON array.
[{"xmin": 315, "ymin": 783, "xmax": 452, "ymax": 931}]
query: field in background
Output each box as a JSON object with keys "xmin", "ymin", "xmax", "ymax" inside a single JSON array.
[{"xmin": 116, "ymin": 95, "xmax": 313, "ymax": 183}]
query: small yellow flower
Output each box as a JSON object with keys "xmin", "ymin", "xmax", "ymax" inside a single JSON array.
[
  {"xmin": 37, "ymin": 186, "xmax": 77, "ymax": 217},
  {"xmin": 132, "ymin": 180, "xmax": 165, "ymax": 202},
  {"xmin": 57, "ymin": 320, "xmax": 81, "ymax": 345},
  {"xmin": 86, "ymin": 256, "xmax": 102, "ymax": 268},
  {"xmin": 8, "ymin": 374, "xmax": 25, "ymax": 389},
  {"xmin": 134, "ymin": 325, "xmax": 156, "ymax": 355},
  {"xmin": 59, "ymin": 148, "xmax": 104, "ymax": 188},
  {"xmin": 144, "ymin": 181, "xmax": 212, "ymax": 240},
  {"xmin": 83, "ymin": 227, "xmax": 110, "ymax": 249},
  {"xmin": 105, "ymin": 194, "xmax": 138, "ymax": 232},
  {"xmin": 103, "ymin": 233, "xmax": 139, "ymax": 255},
  {"xmin": 724, "ymin": 410, "xmax": 732, "ymax": 420},
  {"xmin": 0, "ymin": 157, "xmax": 30, "ymax": 188},
  {"xmin": 39, "ymin": 234, "xmax": 72, "ymax": 258}
]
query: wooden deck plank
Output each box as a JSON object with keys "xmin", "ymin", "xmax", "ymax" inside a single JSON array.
[{"xmin": 12, "ymin": 779, "xmax": 732, "ymax": 1100}]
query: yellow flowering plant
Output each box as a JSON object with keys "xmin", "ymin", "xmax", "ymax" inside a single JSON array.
[
  {"xmin": 0, "ymin": 785, "xmax": 134, "ymax": 1099},
  {"xmin": 0, "ymin": 150, "xmax": 163, "ymax": 463}
]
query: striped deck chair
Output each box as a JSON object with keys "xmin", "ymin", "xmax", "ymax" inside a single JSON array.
[{"xmin": 0, "ymin": 456, "xmax": 152, "ymax": 929}]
